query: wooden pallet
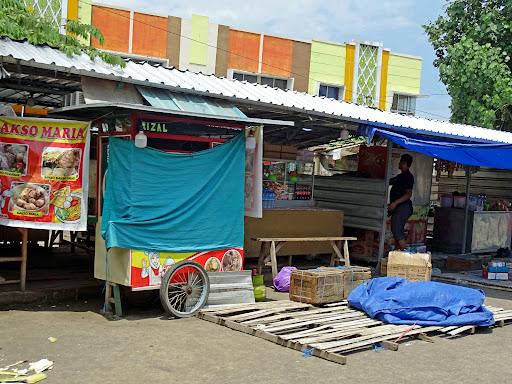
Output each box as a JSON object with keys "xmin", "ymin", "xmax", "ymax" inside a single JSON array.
[{"xmin": 198, "ymin": 301, "xmax": 512, "ymax": 365}]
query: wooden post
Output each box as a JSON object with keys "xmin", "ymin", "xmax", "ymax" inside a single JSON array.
[
  {"xmin": 270, "ymin": 241, "xmax": 278, "ymax": 278},
  {"xmin": 19, "ymin": 228, "xmax": 28, "ymax": 291},
  {"xmin": 376, "ymin": 140, "xmax": 393, "ymax": 273},
  {"xmin": 343, "ymin": 240, "xmax": 351, "ymax": 266},
  {"xmin": 257, "ymin": 241, "xmax": 266, "ymax": 275},
  {"xmin": 461, "ymin": 167, "xmax": 472, "ymax": 255}
]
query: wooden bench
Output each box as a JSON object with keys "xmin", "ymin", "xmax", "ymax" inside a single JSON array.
[{"xmin": 254, "ymin": 237, "xmax": 357, "ymax": 278}]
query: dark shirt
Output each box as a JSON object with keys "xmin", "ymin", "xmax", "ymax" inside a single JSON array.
[{"xmin": 390, "ymin": 170, "xmax": 414, "ymax": 205}]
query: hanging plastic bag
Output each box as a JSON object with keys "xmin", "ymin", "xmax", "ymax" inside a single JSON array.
[{"xmin": 273, "ymin": 266, "xmax": 297, "ymax": 292}]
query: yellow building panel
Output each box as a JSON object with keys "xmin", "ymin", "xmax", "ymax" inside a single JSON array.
[
  {"xmin": 378, "ymin": 50, "xmax": 390, "ymax": 110},
  {"xmin": 344, "ymin": 44, "xmax": 355, "ymax": 102}
]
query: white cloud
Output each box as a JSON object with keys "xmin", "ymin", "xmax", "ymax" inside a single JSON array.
[{"xmin": 94, "ymin": 0, "xmax": 416, "ymax": 42}]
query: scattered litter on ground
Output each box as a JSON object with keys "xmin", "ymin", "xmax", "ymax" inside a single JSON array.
[
  {"xmin": 47, "ymin": 337, "xmax": 57, "ymax": 343},
  {"xmin": 28, "ymin": 360, "xmax": 53, "ymax": 374},
  {"xmin": 302, "ymin": 348, "xmax": 313, "ymax": 358},
  {"xmin": 0, "ymin": 359, "xmax": 53, "ymax": 383},
  {"xmin": 373, "ymin": 343, "xmax": 384, "ymax": 352}
]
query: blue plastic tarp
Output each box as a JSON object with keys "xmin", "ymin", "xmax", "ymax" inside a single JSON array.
[
  {"xmin": 101, "ymin": 134, "xmax": 245, "ymax": 252},
  {"xmin": 367, "ymin": 127, "xmax": 512, "ymax": 170},
  {"xmin": 348, "ymin": 277, "xmax": 495, "ymax": 326}
]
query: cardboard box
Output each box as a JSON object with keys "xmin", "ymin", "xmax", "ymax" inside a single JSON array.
[
  {"xmin": 289, "ymin": 267, "xmax": 371, "ymax": 304},
  {"xmin": 488, "ymin": 272, "xmax": 509, "ymax": 280},
  {"xmin": 263, "ymin": 144, "xmax": 298, "ymax": 160},
  {"xmin": 386, "ymin": 251, "xmax": 432, "ymax": 281}
]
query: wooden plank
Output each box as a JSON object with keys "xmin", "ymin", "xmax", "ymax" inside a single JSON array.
[
  {"xmin": 343, "ymin": 240, "xmax": 351, "ymax": 267},
  {"xmin": 330, "ymin": 240, "xmax": 344, "ymax": 265},
  {"xmin": 254, "ymin": 330, "xmax": 280, "ymax": 343},
  {"xmin": 224, "ymin": 319, "xmax": 256, "ymax": 335},
  {"xmin": 325, "ymin": 301, "xmax": 349, "ymax": 307},
  {"xmin": 199, "ymin": 312, "xmax": 223, "ymax": 324},
  {"xmin": 226, "ymin": 306, "xmax": 309, "ymax": 322},
  {"xmin": 242, "ymin": 305, "xmax": 350, "ymax": 325},
  {"xmin": 417, "ymin": 333, "xmax": 435, "ymax": 343},
  {"xmin": 447, "ymin": 326, "xmax": 476, "ymax": 336},
  {"xmin": 326, "ymin": 326, "xmax": 441, "ymax": 353},
  {"xmin": 285, "ymin": 321, "xmax": 381, "ymax": 343},
  {"xmin": 262, "ymin": 312, "xmax": 368, "ymax": 333},
  {"xmin": 20, "ymin": 228, "xmax": 28, "ymax": 291},
  {"xmin": 313, "ymin": 349, "xmax": 347, "ymax": 365},
  {"xmin": 270, "ymin": 241, "xmax": 278, "ymax": 278},
  {"xmin": 311, "ymin": 325, "xmax": 412, "ymax": 350},
  {"xmin": 0, "ymin": 257, "xmax": 23, "ymax": 262},
  {"xmin": 255, "ymin": 237, "xmax": 357, "ymax": 242},
  {"xmin": 201, "ymin": 300, "xmax": 310, "ymax": 315},
  {"xmin": 381, "ymin": 340, "xmax": 399, "ymax": 351}
]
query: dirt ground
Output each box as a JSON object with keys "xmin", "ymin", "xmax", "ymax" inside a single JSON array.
[{"xmin": 1, "ymin": 287, "xmax": 512, "ymax": 384}]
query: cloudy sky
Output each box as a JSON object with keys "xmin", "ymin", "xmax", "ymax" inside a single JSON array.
[{"xmin": 96, "ymin": 0, "xmax": 452, "ymax": 120}]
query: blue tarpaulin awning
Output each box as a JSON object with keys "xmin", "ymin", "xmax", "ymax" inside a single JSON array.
[{"xmin": 365, "ymin": 126, "xmax": 512, "ymax": 170}]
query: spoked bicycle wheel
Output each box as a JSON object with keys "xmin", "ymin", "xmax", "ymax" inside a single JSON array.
[{"xmin": 159, "ymin": 260, "xmax": 210, "ymax": 318}]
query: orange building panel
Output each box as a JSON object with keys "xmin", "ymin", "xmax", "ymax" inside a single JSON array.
[
  {"xmin": 91, "ymin": 6, "xmax": 130, "ymax": 53},
  {"xmin": 132, "ymin": 13, "xmax": 168, "ymax": 58},
  {"xmin": 262, "ymin": 36, "xmax": 292, "ymax": 77},
  {"xmin": 228, "ymin": 30, "xmax": 260, "ymax": 73}
]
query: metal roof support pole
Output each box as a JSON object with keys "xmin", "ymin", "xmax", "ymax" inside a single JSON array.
[
  {"xmin": 376, "ymin": 139, "xmax": 393, "ymax": 273},
  {"xmin": 461, "ymin": 166, "xmax": 472, "ymax": 255}
]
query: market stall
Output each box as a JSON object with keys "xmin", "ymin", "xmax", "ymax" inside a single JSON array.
[
  {"xmin": 311, "ymin": 143, "xmax": 433, "ymax": 263},
  {"xmin": 244, "ymin": 146, "xmax": 345, "ymax": 259}
]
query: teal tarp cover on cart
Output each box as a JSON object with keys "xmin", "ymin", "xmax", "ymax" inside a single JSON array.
[{"xmin": 101, "ymin": 134, "xmax": 245, "ymax": 252}]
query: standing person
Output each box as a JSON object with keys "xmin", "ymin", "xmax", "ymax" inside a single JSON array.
[{"xmin": 388, "ymin": 154, "xmax": 414, "ymax": 251}]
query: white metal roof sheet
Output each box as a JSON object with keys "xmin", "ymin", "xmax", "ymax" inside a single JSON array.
[{"xmin": 2, "ymin": 38, "xmax": 512, "ymax": 144}]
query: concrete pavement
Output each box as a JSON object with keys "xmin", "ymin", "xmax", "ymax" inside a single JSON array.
[{"xmin": 1, "ymin": 287, "xmax": 511, "ymax": 384}]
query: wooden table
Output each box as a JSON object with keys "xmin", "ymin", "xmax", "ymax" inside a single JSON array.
[{"xmin": 254, "ymin": 237, "xmax": 357, "ymax": 278}]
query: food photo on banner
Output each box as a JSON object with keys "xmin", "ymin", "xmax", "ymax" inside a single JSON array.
[{"xmin": 0, "ymin": 117, "xmax": 90, "ymax": 231}]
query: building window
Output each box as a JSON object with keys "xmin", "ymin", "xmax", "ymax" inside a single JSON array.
[
  {"xmin": 318, "ymin": 84, "xmax": 343, "ymax": 100},
  {"xmin": 231, "ymin": 71, "xmax": 291, "ymax": 90},
  {"xmin": 232, "ymin": 72, "xmax": 258, "ymax": 84},
  {"xmin": 260, "ymin": 76, "xmax": 288, "ymax": 90},
  {"xmin": 391, "ymin": 94, "xmax": 417, "ymax": 115}
]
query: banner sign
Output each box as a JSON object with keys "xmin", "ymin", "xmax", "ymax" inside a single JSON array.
[
  {"xmin": 0, "ymin": 117, "xmax": 90, "ymax": 231},
  {"xmin": 130, "ymin": 248, "xmax": 244, "ymax": 289}
]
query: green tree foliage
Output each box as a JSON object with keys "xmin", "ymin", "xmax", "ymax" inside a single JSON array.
[
  {"xmin": 424, "ymin": 0, "xmax": 512, "ymax": 129},
  {"xmin": 0, "ymin": 0, "xmax": 125, "ymax": 67}
]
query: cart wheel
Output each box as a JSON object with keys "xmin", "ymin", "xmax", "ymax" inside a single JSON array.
[{"xmin": 159, "ymin": 260, "xmax": 210, "ymax": 318}]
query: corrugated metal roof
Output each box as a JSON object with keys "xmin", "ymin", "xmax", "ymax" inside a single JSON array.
[
  {"xmin": 2, "ymin": 38, "xmax": 512, "ymax": 144},
  {"xmin": 137, "ymin": 86, "xmax": 247, "ymax": 119}
]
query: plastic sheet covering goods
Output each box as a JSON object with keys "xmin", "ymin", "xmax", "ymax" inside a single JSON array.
[
  {"xmin": 348, "ymin": 277, "xmax": 495, "ymax": 326},
  {"xmin": 101, "ymin": 135, "xmax": 245, "ymax": 252}
]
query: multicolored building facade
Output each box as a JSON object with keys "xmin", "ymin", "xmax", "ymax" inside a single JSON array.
[{"xmin": 28, "ymin": 0, "xmax": 422, "ymax": 115}]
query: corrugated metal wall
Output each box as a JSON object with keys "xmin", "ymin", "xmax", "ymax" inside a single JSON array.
[
  {"xmin": 433, "ymin": 168, "xmax": 512, "ymax": 202},
  {"xmin": 314, "ymin": 176, "xmax": 387, "ymax": 231}
]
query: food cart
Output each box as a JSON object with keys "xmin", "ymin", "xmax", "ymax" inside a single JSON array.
[{"xmin": 50, "ymin": 103, "xmax": 289, "ymax": 316}]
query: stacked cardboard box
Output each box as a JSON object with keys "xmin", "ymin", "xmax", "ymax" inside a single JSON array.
[
  {"xmin": 289, "ymin": 266, "xmax": 371, "ymax": 305},
  {"xmin": 263, "ymin": 144, "xmax": 298, "ymax": 160}
]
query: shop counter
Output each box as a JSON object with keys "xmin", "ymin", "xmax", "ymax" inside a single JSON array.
[{"xmin": 433, "ymin": 208, "xmax": 512, "ymax": 253}]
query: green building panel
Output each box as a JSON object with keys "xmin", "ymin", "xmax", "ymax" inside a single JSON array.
[
  {"xmin": 387, "ymin": 53, "xmax": 422, "ymax": 95},
  {"xmin": 189, "ymin": 14, "xmax": 209, "ymax": 65},
  {"xmin": 308, "ymin": 40, "xmax": 346, "ymax": 95}
]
